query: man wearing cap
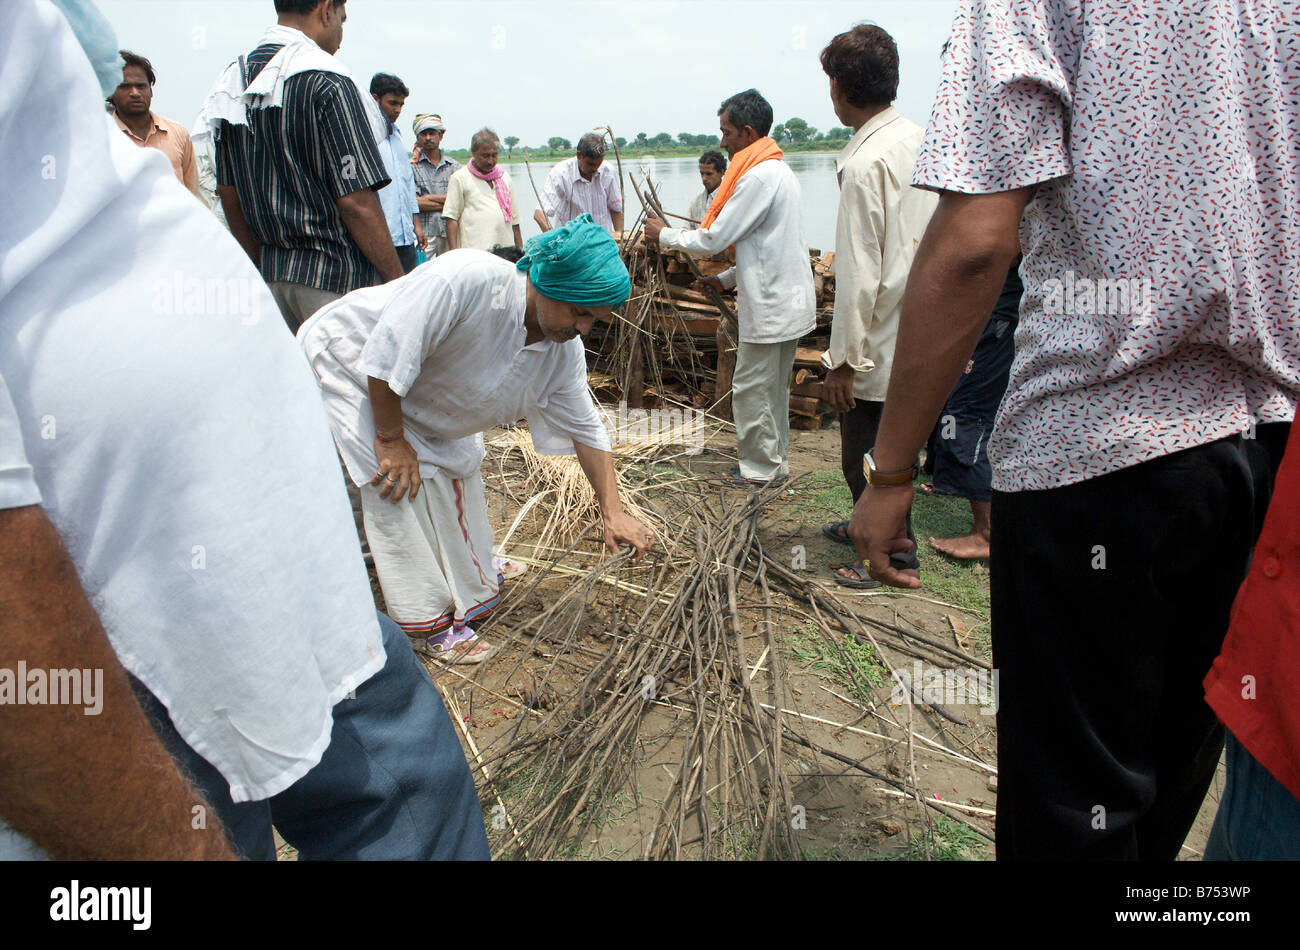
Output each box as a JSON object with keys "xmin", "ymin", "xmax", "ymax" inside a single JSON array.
[
  {"xmin": 535, "ymin": 132, "xmax": 624, "ymax": 234},
  {"xmin": 411, "ymin": 113, "xmax": 459, "ymax": 258},
  {"xmin": 298, "ymin": 215, "xmax": 654, "ymax": 663}
]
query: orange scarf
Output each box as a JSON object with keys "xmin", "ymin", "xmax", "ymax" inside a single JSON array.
[{"xmin": 700, "ymin": 136, "xmax": 783, "ymax": 229}]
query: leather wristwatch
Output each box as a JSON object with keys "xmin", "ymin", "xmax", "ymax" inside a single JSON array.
[{"xmin": 863, "ymin": 450, "xmax": 919, "ymax": 487}]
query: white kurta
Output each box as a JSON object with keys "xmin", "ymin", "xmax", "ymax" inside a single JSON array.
[
  {"xmin": 298, "ymin": 249, "xmax": 612, "ymax": 486},
  {"xmin": 658, "ymin": 159, "xmax": 816, "ymax": 345},
  {"xmin": 2, "ymin": 0, "xmax": 385, "ymax": 823},
  {"xmin": 822, "ymin": 109, "xmax": 937, "ymax": 401}
]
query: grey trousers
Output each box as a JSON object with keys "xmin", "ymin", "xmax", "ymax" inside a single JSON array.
[
  {"xmin": 267, "ymin": 281, "xmax": 342, "ymax": 334},
  {"xmin": 732, "ymin": 338, "xmax": 798, "ymax": 480}
]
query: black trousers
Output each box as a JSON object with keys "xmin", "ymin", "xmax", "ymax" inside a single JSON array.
[
  {"xmin": 990, "ymin": 425, "xmax": 1288, "ymax": 860},
  {"xmin": 395, "ymin": 244, "xmax": 419, "ymax": 274},
  {"xmin": 840, "ymin": 398, "xmax": 918, "ymax": 571}
]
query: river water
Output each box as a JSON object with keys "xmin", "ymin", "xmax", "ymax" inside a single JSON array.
[{"xmin": 498, "ymin": 153, "xmax": 843, "ymax": 253}]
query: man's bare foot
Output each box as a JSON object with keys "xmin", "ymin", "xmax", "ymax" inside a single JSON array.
[{"xmin": 930, "ymin": 533, "xmax": 990, "ymax": 560}]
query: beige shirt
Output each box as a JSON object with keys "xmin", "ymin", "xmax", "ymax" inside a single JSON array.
[
  {"xmin": 113, "ymin": 110, "xmax": 200, "ymax": 198},
  {"xmin": 441, "ymin": 166, "xmax": 520, "ymax": 250},
  {"xmin": 823, "ymin": 107, "xmax": 937, "ymax": 401}
]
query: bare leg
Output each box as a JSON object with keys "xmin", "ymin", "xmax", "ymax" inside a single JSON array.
[{"xmin": 930, "ymin": 499, "xmax": 992, "ymax": 560}]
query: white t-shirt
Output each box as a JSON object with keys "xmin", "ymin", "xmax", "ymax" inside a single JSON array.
[
  {"xmin": 1, "ymin": 0, "xmax": 385, "ymax": 842},
  {"xmin": 299, "ymin": 249, "xmax": 611, "ymax": 484}
]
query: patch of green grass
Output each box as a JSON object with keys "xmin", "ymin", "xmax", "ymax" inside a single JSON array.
[
  {"xmin": 891, "ymin": 815, "xmax": 985, "ymax": 861},
  {"xmin": 800, "ymin": 473, "xmax": 992, "ymax": 657},
  {"xmin": 794, "ymin": 469, "xmax": 854, "ymax": 518},
  {"xmin": 786, "ymin": 620, "xmax": 889, "ymax": 703}
]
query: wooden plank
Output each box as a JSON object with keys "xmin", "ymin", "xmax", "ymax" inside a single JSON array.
[
  {"xmin": 794, "ymin": 347, "xmax": 827, "ymax": 369},
  {"xmin": 789, "ymin": 394, "xmax": 822, "ymax": 415},
  {"xmin": 791, "ymin": 379, "xmax": 823, "ymax": 398},
  {"xmin": 651, "ymin": 296, "xmax": 720, "ymax": 315},
  {"xmin": 790, "ymin": 413, "xmax": 826, "ymax": 430}
]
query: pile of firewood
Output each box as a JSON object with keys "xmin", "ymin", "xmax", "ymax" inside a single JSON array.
[{"xmin": 586, "ymin": 232, "xmax": 839, "ymax": 429}]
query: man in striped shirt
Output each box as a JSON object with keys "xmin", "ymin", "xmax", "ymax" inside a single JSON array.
[
  {"xmin": 215, "ymin": 0, "xmax": 403, "ymax": 331},
  {"xmin": 536, "ymin": 133, "xmax": 624, "ymax": 233}
]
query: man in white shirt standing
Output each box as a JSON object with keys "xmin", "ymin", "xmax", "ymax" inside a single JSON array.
[
  {"xmin": 687, "ymin": 149, "xmax": 726, "ymax": 224},
  {"xmin": 370, "ymin": 72, "xmax": 425, "ymax": 273},
  {"xmin": 644, "ymin": 89, "xmax": 815, "ymax": 485},
  {"xmin": 536, "ymin": 132, "xmax": 625, "ymax": 233},
  {"xmin": 817, "ymin": 24, "xmax": 937, "ymax": 587}
]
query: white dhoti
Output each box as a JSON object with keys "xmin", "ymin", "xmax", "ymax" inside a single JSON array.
[{"xmin": 360, "ymin": 470, "xmax": 501, "ymax": 637}]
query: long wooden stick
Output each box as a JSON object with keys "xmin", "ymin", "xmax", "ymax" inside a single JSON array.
[
  {"xmin": 522, "ymin": 149, "xmax": 550, "ymax": 231},
  {"xmin": 601, "ymin": 125, "xmax": 624, "ymax": 205},
  {"xmin": 440, "ymin": 687, "xmax": 529, "ymax": 857}
]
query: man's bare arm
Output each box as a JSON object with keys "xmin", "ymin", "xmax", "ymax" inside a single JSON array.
[
  {"xmin": 416, "ymin": 193, "xmax": 446, "ymax": 212},
  {"xmin": 336, "ymin": 188, "xmax": 404, "ymax": 283},
  {"xmin": 612, "ymin": 210, "xmax": 624, "ymax": 233},
  {"xmin": 218, "ymin": 185, "xmax": 261, "ymax": 268},
  {"xmin": 0, "ymin": 506, "xmax": 236, "ymax": 860},
  {"xmin": 445, "ymin": 219, "xmax": 459, "ymax": 250}
]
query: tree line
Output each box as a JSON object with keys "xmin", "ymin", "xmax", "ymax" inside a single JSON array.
[{"xmin": 490, "ymin": 118, "xmax": 854, "ymax": 157}]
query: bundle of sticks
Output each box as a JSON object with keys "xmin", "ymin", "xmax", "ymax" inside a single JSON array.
[{"xmin": 451, "ymin": 453, "xmax": 998, "ymax": 860}]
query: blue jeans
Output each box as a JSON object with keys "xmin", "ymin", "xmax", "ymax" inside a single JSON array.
[
  {"xmin": 1205, "ymin": 731, "xmax": 1300, "ymax": 860},
  {"xmin": 131, "ymin": 611, "xmax": 489, "ymax": 860}
]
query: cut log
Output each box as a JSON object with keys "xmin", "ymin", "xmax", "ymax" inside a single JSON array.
[
  {"xmin": 792, "ymin": 368, "xmax": 817, "ymax": 385},
  {"xmin": 650, "ymin": 311, "xmax": 719, "ymax": 336},
  {"xmin": 713, "ymin": 321, "xmax": 737, "ymax": 421},
  {"xmin": 794, "ymin": 347, "xmax": 827, "ymax": 369},
  {"xmin": 788, "ymin": 394, "xmax": 823, "ymax": 416},
  {"xmin": 790, "ymin": 413, "xmax": 826, "ymax": 430},
  {"xmin": 663, "ymin": 284, "xmax": 716, "ymax": 305},
  {"xmin": 651, "ymin": 296, "xmax": 720, "ymax": 315}
]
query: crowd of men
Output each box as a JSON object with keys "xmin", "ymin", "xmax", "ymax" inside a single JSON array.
[{"xmin": 3, "ymin": 0, "xmax": 1297, "ymax": 864}]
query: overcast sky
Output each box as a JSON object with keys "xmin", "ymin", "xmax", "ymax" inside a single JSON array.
[{"xmin": 98, "ymin": 0, "xmax": 961, "ymax": 149}]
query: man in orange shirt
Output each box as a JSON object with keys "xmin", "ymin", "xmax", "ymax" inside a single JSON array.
[{"xmin": 110, "ymin": 50, "xmax": 199, "ymax": 198}]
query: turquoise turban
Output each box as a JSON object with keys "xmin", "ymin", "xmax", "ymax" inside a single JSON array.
[{"xmin": 517, "ymin": 213, "xmax": 631, "ymax": 307}]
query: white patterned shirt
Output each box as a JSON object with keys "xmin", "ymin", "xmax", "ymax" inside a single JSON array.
[
  {"xmin": 915, "ymin": 0, "xmax": 1300, "ymax": 492},
  {"xmin": 540, "ymin": 156, "xmax": 624, "ymax": 232}
]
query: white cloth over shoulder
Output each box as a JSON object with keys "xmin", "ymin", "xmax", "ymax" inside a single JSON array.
[
  {"xmin": 658, "ymin": 160, "xmax": 815, "ymax": 345},
  {"xmin": 192, "ymin": 24, "xmax": 385, "ymax": 148},
  {"xmin": 298, "ymin": 249, "xmax": 611, "ymax": 485},
  {"xmin": 2, "ymin": 0, "xmax": 385, "ymax": 812}
]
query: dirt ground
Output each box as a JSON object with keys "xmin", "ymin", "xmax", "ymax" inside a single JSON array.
[{"xmin": 358, "ymin": 422, "xmax": 1224, "ymax": 862}]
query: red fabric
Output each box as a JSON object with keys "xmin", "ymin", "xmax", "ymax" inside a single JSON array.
[{"xmin": 1204, "ymin": 424, "xmax": 1300, "ymax": 801}]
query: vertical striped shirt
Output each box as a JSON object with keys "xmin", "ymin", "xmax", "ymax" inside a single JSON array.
[{"xmin": 215, "ymin": 43, "xmax": 390, "ymax": 295}]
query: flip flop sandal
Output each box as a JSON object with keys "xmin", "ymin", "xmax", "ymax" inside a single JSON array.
[
  {"xmin": 821, "ymin": 520, "xmax": 853, "ymax": 544},
  {"xmin": 493, "ymin": 554, "xmax": 528, "ymax": 580},
  {"xmin": 832, "ymin": 562, "xmax": 881, "ymax": 590},
  {"xmin": 427, "ymin": 626, "xmax": 494, "ymax": 665}
]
